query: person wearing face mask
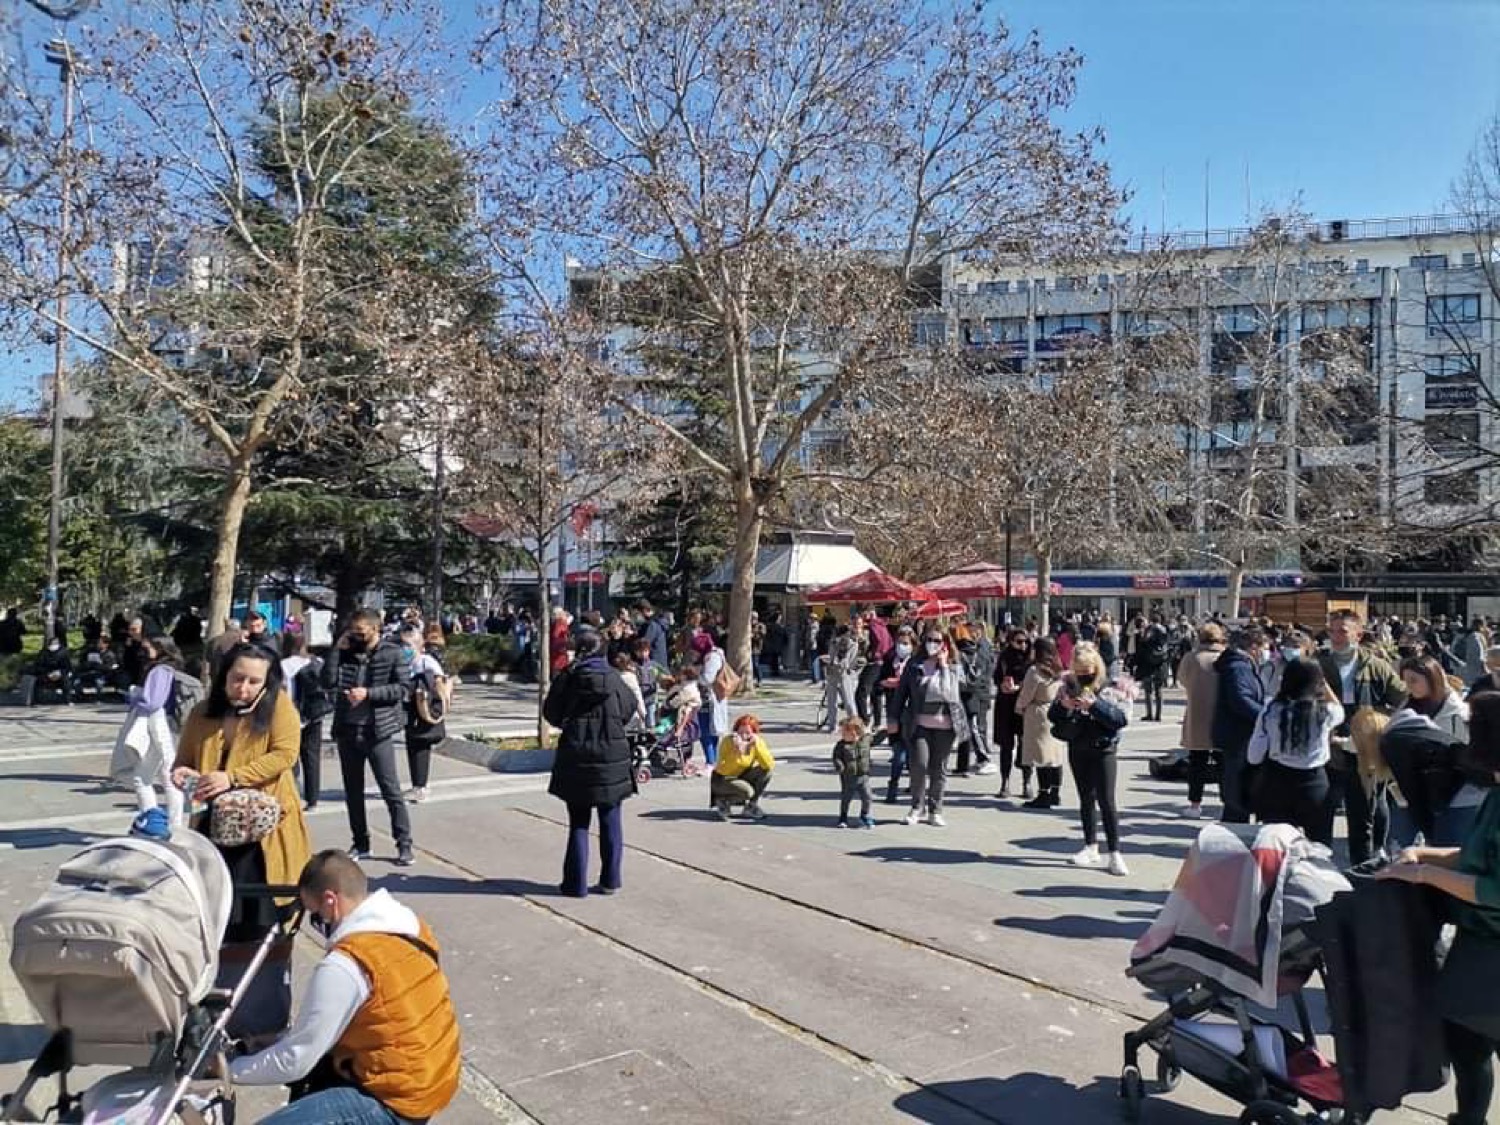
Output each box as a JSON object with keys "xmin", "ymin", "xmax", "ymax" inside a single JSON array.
[
  {"xmin": 994, "ymin": 629, "xmax": 1035, "ymax": 800},
  {"xmin": 173, "ymin": 645, "xmax": 310, "ymax": 955},
  {"xmin": 1317, "ymin": 609, "xmax": 1406, "ymax": 865},
  {"xmin": 1210, "ymin": 628, "xmax": 1268, "ymax": 824},
  {"xmin": 887, "ymin": 629, "xmax": 972, "ymax": 827},
  {"xmin": 400, "ymin": 625, "xmax": 448, "ymax": 805},
  {"xmin": 878, "ymin": 626, "xmax": 917, "ymax": 802},
  {"xmin": 323, "ymin": 609, "xmax": 415, "ymax": 867},
  {"xmin": 229, "ymin": 850, "xmax": 461, "ymax": 1124}
]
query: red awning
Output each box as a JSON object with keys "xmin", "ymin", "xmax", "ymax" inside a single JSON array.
[
  {"xmin": 925, "ymin": 562, "xmax": 1061, "ymax": 598},
  {"xmin": 807, "ymin": 568, "xmax": 936, "ymax": 605},
  {"xmin": 913, "ymin": 598, "xmax": 970, "ymax": 619}
]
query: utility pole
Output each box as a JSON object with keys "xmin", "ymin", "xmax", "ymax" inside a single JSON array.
[
  {"xmin": 42, "ymin": 37, "xmax": 75, "ymax": 641},
  {"xmin": 429, "ymin": 426, "xmax": 445, "ymax": 618}
]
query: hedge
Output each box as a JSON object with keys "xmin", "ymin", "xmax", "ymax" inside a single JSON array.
[{"xmin": 443, "ymin": 633, "xmax": 521, "ymax": 677}]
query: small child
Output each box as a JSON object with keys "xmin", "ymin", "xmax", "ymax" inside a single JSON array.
[{"xmin": 832, "ymin": 717, "xmax": 874, "ymax": 828}]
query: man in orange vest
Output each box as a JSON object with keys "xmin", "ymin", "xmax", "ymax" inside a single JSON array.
[{"xmin": 230, "ymin": 850, "xmax": 461, "ymax": 1123}]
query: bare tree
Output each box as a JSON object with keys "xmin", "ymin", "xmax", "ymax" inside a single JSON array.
[
  {"xmin": 476, "ymin": 0, "xmax": 1120, "ymax": 676},
  {"xmin": 0, "ymin": 0, "xmax": 464, "ymax": 633}
]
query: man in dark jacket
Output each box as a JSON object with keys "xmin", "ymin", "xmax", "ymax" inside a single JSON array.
[
  {"xmin": 1211, "ymin": 628, "xmax": 1268, "ymax": 824},
  {"xmin": 323, "ymin": 608, "xmax": 414, "ymax": 866},
  {"xmin": 1135, "ymin": 615, "xmax": 1171, "ymax": 721},
  {"xmin": 544, "ymin": 629, "xmax": 638, "ymax": 897},
  {"xmin": 635, "ymin": 600, "xmax": 669, "ymax": 672},
  {"xmin": 0, "ymin": 608, "xmax": 24, "ymax": 655}
]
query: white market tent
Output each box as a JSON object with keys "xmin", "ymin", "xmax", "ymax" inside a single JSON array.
[{"xmin": 700, "ymin": 530, "xmax": 875, "ymax": 593}]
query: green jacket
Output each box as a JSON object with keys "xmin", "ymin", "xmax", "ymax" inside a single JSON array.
[
  {"xmin": 832, "ymin": 735, "xmax": 871, "ymax": 779},
  {"xmin": 1315, "ymin": 647, "xmax": 1406, "ymax": 716},
  {"xmin": 1457, "ymin": 788, "xmax": 1500, "ymax": 943}
]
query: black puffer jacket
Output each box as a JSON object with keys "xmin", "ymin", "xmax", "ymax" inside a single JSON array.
[
  {"xmin": 544, "ymin": 656, "xmax": 638, "ymax": 807},
  {"xmin": 323, "ymin": 637, "xmax": 411, "ymax": 740}
]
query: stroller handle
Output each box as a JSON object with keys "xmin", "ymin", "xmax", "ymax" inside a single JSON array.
[{"xmin": 233, "ymin": 883, "xmax": 301, "ymax": 900}]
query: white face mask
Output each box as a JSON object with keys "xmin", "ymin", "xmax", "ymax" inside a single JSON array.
[
  {"xmin": 1281, "ymin": 647, "xmax": 1300, "ymax": 663},
  {"xmin": 924, "ymin": 641, "xmax": 943, "ymax": 657},
  {"xmin": 895, "ymin": 643, "xmax": 912, "ymax": 659}
]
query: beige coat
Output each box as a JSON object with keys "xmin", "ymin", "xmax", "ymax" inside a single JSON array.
[
  {"xmin": 175, "ymin": 691, "xmax": 311, "ymax": 904},
  {"xmin": 1177, "ymin": 645, "xmax": 1225, "ymax": 751},
  {"xmin": 1017, "ymin": 665, "xmax": 1065, "ymax": 768}
]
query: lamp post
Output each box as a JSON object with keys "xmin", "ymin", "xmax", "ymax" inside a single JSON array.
[
  {"xmin": 42, "ymin": 37, "xmax": 75, "ymax": 641},
  {"xmin": 1003, "ymin": 512, "xmax": 1015, "ymax": 628}
]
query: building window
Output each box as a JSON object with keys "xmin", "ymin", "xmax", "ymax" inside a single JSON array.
[
  {"xmin": 1355, "ymin": 258, "xmax": 1370, "ymax": 273},
  {"xmin": 1424, "ymin": 412, "xmax": 1480, "ymax": 455},
  {"xmin": 1463, "ymin": 252, "xmax": 1477, "ymax": 267},
  {"xmin": 913, "ymin": 319, "xmax": 947, "ymax": 346},
  {"xmin": 977, "ymin": 280, "xmax": 1010, "ymax": 295},
  {"xmin": 1425, "ymin": 471, "xmax": 1480, "ymax": 506},
  {"xmin": 1411, "ymin": 254, "xmax": 1450, "ymax": 270},
  {"xmin": 1427, "ymin": 294, "xmax": 1481, "ymax": 336},
  {"xmin": 1216, "ymin": 305, "xmax": 1263, "ymax": 334},
  {"xmin": 1423, "ymin": 355, "xmax": 1480, "ymax": 383}
]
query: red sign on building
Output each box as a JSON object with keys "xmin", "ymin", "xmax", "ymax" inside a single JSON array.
[{"xmin": 1132, "ymin": 575, "xmax": 1173, "ymax": 590}]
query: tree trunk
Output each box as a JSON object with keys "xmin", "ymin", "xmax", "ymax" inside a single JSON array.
[
  {"xmin": 535, "ymin": 550, "xmax": 551, "ymax": 749},
  {"xmin": 1226, "ymin": 555, "xmax": 1247, "ymax": 620},
  {"xmin": 207, "ymin": 459, "xmax": 253, "ymax": 646},
  {"xmin": 725, "ymin": 480, "xmax": 763, "ymax": 679},
  {"xmin": 1036, "ymin": 546, "xmax": 1054, "ymax": 634}
]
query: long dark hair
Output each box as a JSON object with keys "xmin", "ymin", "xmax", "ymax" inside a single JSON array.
[
  {"xmin": 1032, "ymin": 636, "xmax": 1061, "ymax": 676},
  {"xmin": 204, "ymin": 643, "xmax": 283, "ymax": 734},
  {"xmin": 1274, "ymin": 657, "xmax": 1331, "ymax": 755},
  {"xmin": 146, "ymin": 635, "xmax": 183, "ymax": 671}
]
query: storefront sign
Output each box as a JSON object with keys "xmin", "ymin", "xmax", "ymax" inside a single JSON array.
[
  {"xmin": 1132, "ymin": 575, "xmax": 1174, "ymax": 590},
  {"xmin": 1426, "ymin": 384, "xmax": 1479, "ymax": 409}
]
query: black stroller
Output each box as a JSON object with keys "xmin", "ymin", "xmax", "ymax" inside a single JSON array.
[{"xmin": 1120, "ymin": 823, "xmax": 1354, "ymax": 1125}]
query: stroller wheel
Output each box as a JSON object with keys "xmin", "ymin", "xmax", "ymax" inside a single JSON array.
[
  {"xmin": 1237, "ymin": 1102, "xmax": 1305, "ymax": 1125},
  {"xmin": 1119, "ymin": 1065, "xmax": 1145, "ymax": 1121},
  {"xmin": 1154, "ymin": 1055, "xmax": 1182, "ymax": 1093},
  {"xmin": 635, "ymin": 766, "xmax": 653, "ymax": 785}
]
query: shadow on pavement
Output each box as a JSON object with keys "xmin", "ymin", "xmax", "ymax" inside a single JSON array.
[
  {"xmin": 848, "ymin": 846, "xmax": 990, "ymax": 865},
  {"xmin": 1016, "ymin": 884, "xmax": 1169, "ymax": 904},
  {"xmin": 994, "ymin": 913, "xmax": 1152, "ymax": 941},
  {"xmin": 0, "ymin": 1023, "xmax": 48, "ymax": 1067},
  {"xmin": 371, "ymin": 873, "xmax": 564, "ymax": 898},
  {"xmin": 892, "ymin": 1072, "xmax": 1231, "ymax": 1124},
  {"xmin": 0, "ymin": 828, "xmax": 104, "ymax": 850},
  {"xmin": 1007, "ymin": 835, "xmax": 1192, "ymax": 862}
]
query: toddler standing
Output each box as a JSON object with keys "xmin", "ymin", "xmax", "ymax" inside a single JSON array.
[{"xmin": 833, "ymin": 717, "xmax": 874, "ymax": 828}]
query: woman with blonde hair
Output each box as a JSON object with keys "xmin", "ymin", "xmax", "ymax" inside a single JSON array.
[{"xmin": 1048, "ymin": 641, "xmax": 1131, "ymax": 874}]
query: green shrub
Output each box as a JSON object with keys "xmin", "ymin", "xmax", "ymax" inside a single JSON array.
[
  {"xmin": 444, "ymin": 633, "xmax": 520, "ymax": 676},
  {"xmin": 0, "ymin": 654, "xmax": 21, "ymax": 692}
]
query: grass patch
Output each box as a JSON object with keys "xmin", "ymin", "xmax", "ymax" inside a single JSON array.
[{"xmin": 464, "ymin": 731, "xmax": 558, "ymax": 753}]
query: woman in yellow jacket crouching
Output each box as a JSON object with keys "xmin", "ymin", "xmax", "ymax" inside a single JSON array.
[{"xmin": 712, "ymin": 714, "xmax": 775, "ymax": 821}]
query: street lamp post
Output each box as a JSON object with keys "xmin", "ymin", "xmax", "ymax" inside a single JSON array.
[
  {"xmin": 42, "ymin": 37, "xmax": 75, "ymax": 641},
  {"xmin": 1003, "ymin": 513, "xmax": 1015, "ymax": 627}
]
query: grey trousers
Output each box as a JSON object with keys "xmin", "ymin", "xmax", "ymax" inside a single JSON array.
[
  {"xmin": 821, "ymin": 670, "xmax": 858, "ymax": 730},
  {"xmin": 909, "ymin": 727, "xmax": 957, "ymax": 814},
  {"xmin": 839, "ymin": 774, "xmax": 873, "ymax": 820}
]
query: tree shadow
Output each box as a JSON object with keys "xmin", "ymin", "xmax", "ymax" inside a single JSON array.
[
  {"xmin": 0, "ymin": 772, "xmax": 107, "ymax": 784},
  {"xmin": 995, "ymin": 913, "xmax": 1151, "ymax": 941},
  {"xmin": 849, "ymin": 846, "xmax": 991, "ymax": 866},
  {"xmin": 1006, "ymin": 834, "xmax": 1191, "ymax": 862},
  {"xmin": 371, "ymin": 873, "xmax": 565, "ymax": 898},
  {"xmin": 0, "ymin": 828, "xmax": 105, "ymax": 850},
  {"xmin": 893, "ymin": 1072, "xmax": 1233, "ymax": 1124}
]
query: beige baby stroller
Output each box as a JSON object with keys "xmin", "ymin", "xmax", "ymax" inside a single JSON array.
[{"xmin": 3, "ymin": 831, "xmax": 295, "ymax": 1125}]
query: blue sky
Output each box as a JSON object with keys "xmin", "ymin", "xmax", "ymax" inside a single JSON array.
[{"xmin": 4, "ymin": 0, "xmax": 1498, "ymax": 408}]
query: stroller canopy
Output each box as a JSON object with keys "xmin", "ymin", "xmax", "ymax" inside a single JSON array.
[
  {"xmin": 9, "ymin": 830, "xmax": 234, "ymax": 1067},
  {"xmin": 1129, "ymin": 823, "xmax": 1349, "ymax": 1008}
]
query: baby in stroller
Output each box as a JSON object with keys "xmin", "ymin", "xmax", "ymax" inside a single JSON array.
[{"xmin": 642, "ymin": 666, "xmax": 704, "ymax": 778}]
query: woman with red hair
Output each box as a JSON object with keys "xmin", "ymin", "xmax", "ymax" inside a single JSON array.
[{"xmin": 712, "ymin": 714, "xmax": 776, "ymax": 820}]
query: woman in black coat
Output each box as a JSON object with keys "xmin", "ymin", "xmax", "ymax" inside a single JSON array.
[{"xmin": 543, "ymin": 629, "xmax": 639, "ymax": 897}]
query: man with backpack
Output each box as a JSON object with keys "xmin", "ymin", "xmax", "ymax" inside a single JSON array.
[{"xmin": 1136, "ymin": 614, "xmax": 1171, "ymax": 722}]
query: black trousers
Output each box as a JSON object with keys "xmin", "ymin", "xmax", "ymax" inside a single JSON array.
[
  {"xmin": 337, "ymin": 731, "xmax": 412, "ymax": 851},
  {"xmin": 854, "ymin": 664, "xmax": 882, "ymax": 725},
  {"xmin": 298, "ymin": 722, "xmax": 323, "ymax": 806},
  {"xmin": 1446, "ymin": 1018, "xmax": 1498, "ymax": 1125},
  {"xmin": 1254, "ymin": 761, "xmax": 1330, "ymax": 845},
  {"xmin": 1068, "ymin": 745, "xmax": 1120, "ymax": 852},
  {"xmin": 1140, "ymin": 672, "xmax": 1163, "ymax": 720},
  {"xmin": 406, "ymin": 734, "xmax": 434, "ymax": 789},
  {"xmin": 1325, "ymin": 760, "xmax": 1389, "ymax": 865},
  {"xmin": 994, "ymin": 695, "xmax": 1025, "ymax": 783},
  {"xmin": 1187, "ymin": 749, "xmax": 1212, "ymax": 805}
]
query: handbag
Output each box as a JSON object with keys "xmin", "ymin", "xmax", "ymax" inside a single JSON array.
[
  {"xmin": 207, "ymin": 737, "xmax": 281, "ymax": 847},
  {"xmin": 712, "ymin": 658, "xmax": 743, "ymax": 702}
]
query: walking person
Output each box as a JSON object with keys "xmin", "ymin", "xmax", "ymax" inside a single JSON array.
[
  {"xmin": 400, "ymin": 624, "xmax": 449, "ymax": 804},
  {"xmin": 1211, "ymin": 628, "xmax": 1269, "ymax": 824},
  {"xmin": 280, "ymin": 633, "xmax": 329, "ymax": 810},
  {"xmin": 832, "ymin": 716, "xmax": 874, "ymax": 828},
  {"xmin": 1135, "ymin": 614, "xmax": 1171, "ymax": 721},
  {"xmin": 1317, "ymin": 609, "xmax": 1406, "ymax": 865},
  {"xmin": 323, "ymin": 609, "xmax": 415, "ymax": 867},
  {"xmin": 1178, "ymin": 623, "xmax": 1228, "ymax": 819},
  {"xmin": 879, "ymin": 627, "xmax": 917, "ymax": 803},
  {"xmin": 112, "ymin": 635, "xmax": 187, "ymax": 829},
  {"xmin": 955, "ymin": 622, "xmax": 998, "ymax": 777},
  {"xmin": 994, "ymin": 629, "xmax": 1034, "ymax": 800},
  {"xmin": 544, "ymin": 628, "xmax": 638, "ymax": 897},
  {"xmin": 888, "ymin": 627, "xmax": 972, "ymax": 828},
  {"xmin": 1019, "ymin": 636, "xmax": 1067, "ymax": 808},
  {"xmin": 819, "ymin": 622, "xmax": 863, "ymax": 733},
  {"xmin": 1048, "ymin": 642, "xmax": 1130, "ymax": 874},
  {"xmin": 1248, "ymin": 657, "xmax": 1343, "ymax": 845}
]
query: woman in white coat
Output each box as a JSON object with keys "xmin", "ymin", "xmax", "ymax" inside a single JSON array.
[{"xmin": 694, "ymin": 630, "xmax": 732, "ymax": 767}]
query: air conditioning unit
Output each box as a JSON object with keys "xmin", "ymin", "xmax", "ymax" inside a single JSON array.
[{"xmin": 1329, "ymin": 220, "xmax": 1347, "ymax": 242}]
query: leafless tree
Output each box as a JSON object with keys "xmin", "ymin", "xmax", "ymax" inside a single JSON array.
[{"xmin": 475, "ymin": 0, "xmax": 1121, "ymax": 676}]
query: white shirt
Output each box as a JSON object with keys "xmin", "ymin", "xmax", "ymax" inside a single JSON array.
[
  {"xmin": 1247, "ymin": 700, "xmax": 1346, "ymax": 771},
  {"xmin": 229, "ymin": 890, "xmax": 421, "ymax": 1086}
]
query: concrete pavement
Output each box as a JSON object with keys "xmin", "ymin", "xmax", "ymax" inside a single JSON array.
[{"xmin": 0, "ymin": 679, "xmax": 1466, "ymax": 1123}]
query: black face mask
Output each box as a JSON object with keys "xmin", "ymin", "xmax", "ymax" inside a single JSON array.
[
  {"xmin": 309, "ymin": 912, "xmax": 335, "ymax": 940},
  {"xmin": 348, "ymin": 635, "xmax": 373, "ymax": 653}
]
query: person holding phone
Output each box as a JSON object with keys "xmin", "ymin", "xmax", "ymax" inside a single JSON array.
[
  {"xmin": 887, "ymin": 628, "xmax": 972, "ymax": 828},
  {"xmin": 1048, "ymin": 642, "xmax": 1130, "ymax": 875},
  {"xmin": 322, "ymin": 609, "xmax": 414, "ymax": 867}
]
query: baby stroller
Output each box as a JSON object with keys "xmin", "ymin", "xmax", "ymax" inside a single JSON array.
[
  {"xmin": 3, "ymin": 831, "xmax": 299, "ymax": 1125},
  {"xmin": 642, "ymin": 710, "xmax": 702, "ymax": 778},
  {"xmin": 1120, "ymin": 823, "xmax": 1354, "ymax": 1125}
]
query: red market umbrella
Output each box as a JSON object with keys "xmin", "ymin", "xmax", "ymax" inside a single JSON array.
[
  {"xmin": 807, "ymin": 568, "xmax": 937, "ymax": 605},
  {"xmin": 925, "ymin": 562, "xmax": 1061, "ymax": 598},
  {"xmin": 913, "ymin": 598, "xmax": 969, "ymax": 619}
]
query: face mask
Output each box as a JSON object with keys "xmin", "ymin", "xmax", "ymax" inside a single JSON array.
[
  {"xmin": 401, "ymin": 645, "xmax": 415, "ymax": 662},
  {"xmin": 1281, "ymin": 647, "xmax": 1300, "ymax": 663},
  {"xmin": 1256, "ymin": 650, "xmax": 1270, "ymax": 666},
  {"xmin": 895, "ymin": 643, "xmax": 912, "ymax": 659},
  {"xmin": 924, "ymin": 641, "xmax": 943, "ymax": 657},
  {"xmin": 309, "ymin": 912, "xmax": 335, "ymax": 941}
]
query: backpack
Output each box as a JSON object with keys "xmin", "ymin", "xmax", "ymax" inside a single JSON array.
[
  {"xmin": 1138, "ymin": 627, "xmax": 1169, "ymax": 668},
  {"xmin": 711, "ymin": 654, "xmax": 743, "ymax": 702},
  {"xmin": 293, "ymin": 658, "xmax": 332, "ymax": 724},
  {"xmin": 166, "ymin": 669, "xmax": 205, "ymax": 727},
  {"xmin": 414, "ymin": 665, "xmax": 453, "ymax": 726}
]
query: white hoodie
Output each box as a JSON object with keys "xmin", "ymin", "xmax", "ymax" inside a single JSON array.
[{"xmin": 230, "ymin": 888, "xmax": 422, "ymax": 1086}]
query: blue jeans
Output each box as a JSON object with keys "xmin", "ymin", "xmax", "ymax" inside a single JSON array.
[
  {"xmin": 886, "ymin": 739, "xmax": 908, "ymax": 802},
  {"xmin": 257, "ymin": 1087, "xmax": 402, "ymax": 1125},
  {"xmin": 699, "ymin": 708, "xmax": 718, "ymax": 765},
  {"xmin": 563, "ymin": 800, "xmax": 623, "ymax": 896}
]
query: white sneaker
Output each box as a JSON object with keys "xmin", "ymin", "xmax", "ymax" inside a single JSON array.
[
  {"xmin": 1183, "ymin": 803, "xmax": 1203, "ymax": 819},
  {"xmin": 903, "ymin": 809, "xmax": 923, "ymax": 826},
  {"xmin": 1107, "ymin": 851, "xmax": 1130, "ymax": 877},
  {"xmin": 1071, "ymin": 845, "xmax": 1101, "ymax": 868},
  {"xmin": 408, "ymin": 786, "xmax": 430, "ymax": 804},
  {"xmin": 975, "ymin": 762, "xmax": 998, "ymax": 776},
  {"xmin": 927, "ymin": 812, "xmax": 947, "ymax": 828}
]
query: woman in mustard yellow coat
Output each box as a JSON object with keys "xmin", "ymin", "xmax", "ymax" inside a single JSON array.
[{"xmin": 173, "ymin": 643, "xmax": 311, "ymax": 939}]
